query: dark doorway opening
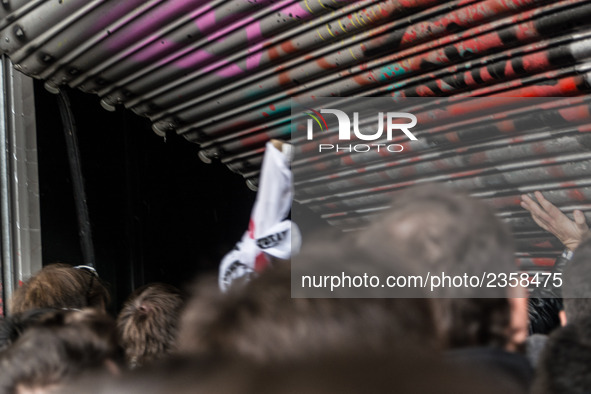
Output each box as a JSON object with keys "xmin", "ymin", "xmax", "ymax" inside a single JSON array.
[{"xmin": 35, "ymin": 82, "xmax": 255, "ymax": 312}]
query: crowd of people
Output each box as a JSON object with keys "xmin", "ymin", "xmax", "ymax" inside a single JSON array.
[{"xmin": 1, "ymin": 144, "xmax": 590, "ymax": 393}]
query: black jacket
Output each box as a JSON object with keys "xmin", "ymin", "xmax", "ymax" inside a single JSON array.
[{"xmin": 528, "ymin": 252, "xmax": 569, "ymax": 335}]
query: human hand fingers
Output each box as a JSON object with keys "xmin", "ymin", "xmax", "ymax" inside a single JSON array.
[
  {"xmin": 535, "ymin": 191, "xmax": 564, "ymax": 220},
  {"xmin": 521, "ymin": 194, "xmax": 554, "ymax": 227}
]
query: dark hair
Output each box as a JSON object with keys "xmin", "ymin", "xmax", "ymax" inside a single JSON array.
[
  {"xmin": 563, "ymin": 237, "xmax": 591, "ymax": 323},
  {"xmin": 10, "ymin": 263, "xmax": 110, "ymax": 314},
  {"xmin": 358, "ymin": 185, "xmax": 517, "ymax": 348},
  {"xmin": 63, "ymin": 352, "xmax": 523, "ymax": 394},
  {"xmin": 117, "ymin": 283, "xmax": 185, "ymax": 368},
  {"xmin": 0, "ymin": 308, "xmax": 57, "ymax": 352},
  {"xmin": 0, "ymin": 309, "xmax": 120, "ymax": 394},
  {"xmin": 177, "ymin": 265, "xmax": 438, "ymax": 363},
  {"xmin": 532, "ymin": 319, "xmax": 591, "ymax": 394},
  {"xmin": 436, "ymin": 298, "xmax": 511, "ymax": 349}
]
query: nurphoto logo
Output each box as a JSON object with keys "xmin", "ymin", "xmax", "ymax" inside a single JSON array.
[{"xmin": 305, "ymin": 108, "xmax": 418, "ymax": 153}]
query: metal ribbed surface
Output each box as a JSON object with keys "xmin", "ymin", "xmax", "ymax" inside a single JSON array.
[
  {"xmin": 291, "ymin": 96, "xmax": 591, "ymax": 268},
  {"xmin": 1, "ymin": 0, "xmax": 591, "ymax": 269}
]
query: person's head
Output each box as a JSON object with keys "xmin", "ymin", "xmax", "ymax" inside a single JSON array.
[
  {"xmin": 359, "ymin": 184, "xmax": 515, "ymax": 281},
  {"xmin": 117, "ymin": 283, "xmax": 185, "ymax": 368},
  {"xmin": 177, "ymin": 265, "xmax": 437, "ymax": 363},
  {"xmin": 358, "ymin": 184, "xmax": 527, "ymax": 350},
  {"xmin": 63, "ymin": 351, "xmax": 522, "ymax": 394},
  {"xmin": 9, "ymin": 264, "xmax": 110, "ymax": 314},
  {"xmin": 0, "ymin": 308, "xmax": 58, "ymax": 352},
  {"xmin": 532, "ymin": 318, "xmax": 591, "ymax": 394},
  {"xmin": 561, "ymin": 236, "xmax": 591, "ymax": 325},
  {"xmin": 0, "ymin": 308, "xmax": 121, "ymax": 394}
]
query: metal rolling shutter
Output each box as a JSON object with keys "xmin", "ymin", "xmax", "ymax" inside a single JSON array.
[{"xmin": 1, "ymin": 0, "xmax": 591, "ymax": 270}]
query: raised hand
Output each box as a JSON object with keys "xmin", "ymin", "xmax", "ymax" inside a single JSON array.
[{"xmin": 521, "ymin": 191, "xmax": 589, "ymax": 251}]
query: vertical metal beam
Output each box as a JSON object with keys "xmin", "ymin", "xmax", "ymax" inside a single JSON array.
[
  {"xmin": 56, "ymin": 90, "xmax": 95, "ymax": 269},
  {"xmin": 0, "ymin": 55, "xmax": 42, "ymax": 316},
  {"xmin": 0, "ymin": 54, "xmax": 12, "ymax": 316}
]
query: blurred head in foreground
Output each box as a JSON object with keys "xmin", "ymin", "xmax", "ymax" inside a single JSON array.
[
  {"xmin": 533, "ymin": 318, "xmax": 591, "ymax": 394},
  {"xmin": 177, "ymin": 264, "xmax": 438, "ymax": 363},
  {"xmin": 0, "ymin": 308, "xmax": 57, "ymax": 352},
  {"xmin": 0, "ymin": 308, "xmax": 121, "ymax": 394},
  {"xmin": 63, "ymin": 351, "xmax": 523, "ymax": 394},
  {"xmin": 358, "ymin": 184, "xmax": 527, "ymax": 350}
]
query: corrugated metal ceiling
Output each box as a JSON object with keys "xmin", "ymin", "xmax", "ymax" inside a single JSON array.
[{"xmin": 1, "ymin": 0, "xmax": 591, "ymax": 269}]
